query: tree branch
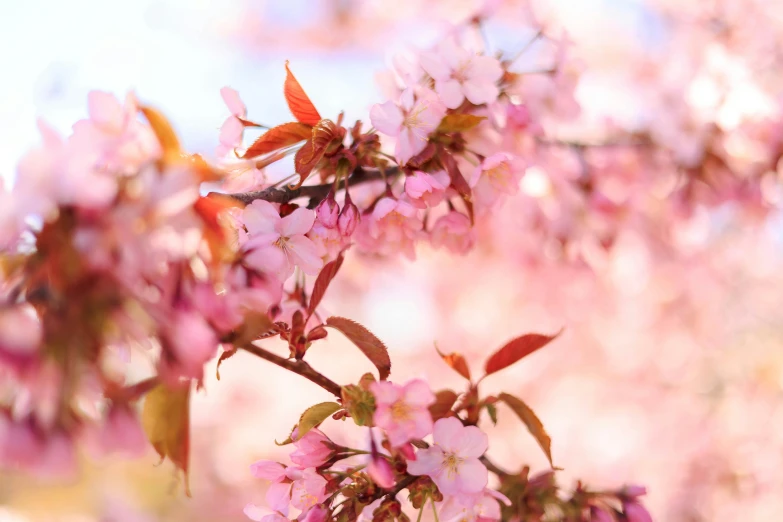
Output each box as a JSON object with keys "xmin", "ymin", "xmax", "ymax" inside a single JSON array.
[
  {"xmin": 481, "ymin": 455, "xmax": 512, "ymax": 479},
  {"xmin": 219, "ymin": 167, "xmax": 394, "ymax": 207},
  {"xmin": 240, "ymin": 343, "xmax": 342, "ymax": 397}
]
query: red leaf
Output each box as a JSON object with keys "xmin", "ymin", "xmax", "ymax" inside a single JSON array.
[
  {"xmin": 307, "ymin": 252, "xmax": 345, "ymax": 317},
  {"xmin": 216, "ymin": 347, "xmax": 238, "ymax": 380},
  {"xmin": 429, "ymin": 389, "xmax": 458, "ymax": 421},
  {"xmin": 325, "ymin": 316, "xmax": 391, "ymax": 380},
  {"xmin": 435, "ymin": 345, "xmax": 471, "ymax": 381},
  {"xmin": 293, "ymin": 119, "xmax": 339, "ymax": 186},
  {"xmin": 498, "ymin": 392, "xmax": 553, "ymax": 466},
  {"xmin": 284, "ymin": 61, "xmax": 322, "ymax": 126},
  {"xmin": 242, "ymin": 122, "xmax": 312, "ymax": 159},
  {"xmin": 483, "ymin": 330, "xmax": 561, "ymax": 377},
  {"xmin": 442, "ymin": 153, "xmax": 472, "ymax": 198},
  {"xmin": 140, "ymin": 105, "xmax": 183, "ymax": 168}
]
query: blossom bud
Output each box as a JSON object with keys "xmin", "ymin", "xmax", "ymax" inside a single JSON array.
[
  {"xmin": 315, "ymin": 192, "xmax": 339, "ymax": 228},
  {"xmin": 368, "ymin": 452, "xmax": 395, "ymax": 488},
  {"xmin": 338, "ymin": 195, "xmax": 360, "ymax": 236},
  {"xmin": 622, "ymin": 501, "xmax": 653, "ymax": 522}
]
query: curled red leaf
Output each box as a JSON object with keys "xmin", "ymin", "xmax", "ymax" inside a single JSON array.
[
  {"xmin": 242, "ymin": 122, "xmax": 312, "ymax": 159},
  {"xmin": 498, "ymin": 392, "xmax": 553, "ymax": 466},
  {"xmin": 435, "ymin": 344, "xmax": 471, "ymax": 381},
  {"xmin": 284, "ymin": 61, "xmax": 322, "ymax": 126},
  {"xmin": 307, "ymin": 252, "xmax": 345, "ymax": 317}
]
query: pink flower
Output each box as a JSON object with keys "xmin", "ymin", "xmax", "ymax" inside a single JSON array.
[
  {"xmin": 406, "ymin": 417, "xmax": 488, "ymax": 495},
  {"xmin": 243, "ymin": 504, "xmax": 288, "ymax": 522},
  {"xmin": 430, "ymin": 212, "xmax": 475, "ymax": 255},
  {"xmin": 249, "ymin": 461, "xmax": 327, "ymax": 517},
  {"xmin": 358, "ymin": 198, "xmax": 423, "ymax": 259},
  {"xmin": 622, "ymin": 501, "xmax": 653, "ymax": 522},
  {"xmin": 419, "ymin": 39, "xmax": 503, "ymax": 109},
  {"xmin": 370, "ymin": 88, "xmax": 446, "ymax": 164},
  {"xmin": 290, "ymin": 428, "xmax": 333, "ymax": 468},
  {"xmin": 218, "ymin": 86, "xmax": 247, "ymax": 157},
  {"xmin": 404, "ymin": 171, "xmax": 449, "ymax": 208},
  {"xmin": 307, "ymin": 222, "xmax": 344, "ymax": 263},
  {"xmin": 469, "ymin": 153, "xmax": 524, "ymax": 208},
  {"xmin": 241, "ymin": 200, "xmax": 323, "ymax": 281},
  {"xmin": 300, "ymin": 505, "xmax": 329, "ymax": 522},
  {"xmin": 84, "ymin": 405, "xmax": 147, "ymax": 459},
  {"xmin": 439, "ymin": 489, "xmax": 510, "ymax": 522},
  {"xmin": 370, "ymin": 379, "xmax": 435, "ymax": 447},
  {"xmin": 368, "ymin": 452, "xmax": 395, "ymax": 488},
  {"xmin": 590, "ymin": 506, "xmax": 614, "ymax": 522}
]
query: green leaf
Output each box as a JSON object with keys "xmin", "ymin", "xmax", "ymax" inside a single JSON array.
[
  {"xmin": 341, "ymin": 384, "xmax": 376, "ymax": 427},
  {"xmin": 437, "ymin": 113, "xmax": 486, "ymax": 133},
  {"xmin": 298, "ymin": 401, "xmax": 342, "ymax": 437},
  {"xmin": 485, "ymin": 402, "xmax": 498, "ymax": 425},
  {"xmin": 484, "ymin": 330, "xmax": 561, "ymax": 377},
  {"xmin": 325, "ymin": 317, "xmax": 391, "ymax": 380},
  {"xmin": 498, "ymin": 392, "xmax": 552, "ymax": 466},
  {"xmin": 141, "ymin": 383, "xmax": 191, "ymax": 496}
]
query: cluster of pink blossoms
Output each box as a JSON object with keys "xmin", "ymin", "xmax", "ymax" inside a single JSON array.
[{"xmin": 242, "ymin": 376, "xmax": 652, "ymax": 522}]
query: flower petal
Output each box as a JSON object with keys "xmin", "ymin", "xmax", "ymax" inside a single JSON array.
[
  {"xmin": 432, "ymin": 417, "xmax": 464, "ymax": 452},
  {"xmin": 278, "ymin": 208, "xmax": 316, "ymax": 237},
  {"xmin": 243, "ymin": 200, "xmax": 281, "ymax": 235},
  {"xmin": 285, "ymin": 235, "xmax": 324, "ymax": 275},
  {"xmin": 406, "ymin": 446, "xmax": 444, "ymax": 476},
  {"xmin": 370, "ymin": 100, "xmax": 404, "ymax": 136},
  {"xmin": 455, "ymin": 458, "xmax": 488, "ymax": 493},
  {"xmin": 436, "ymin": 79, "xmax": 465, "ymax": 110},
  {"xmin": 221, "ymin": 86, "xmax": 247, "ymax": 117},
  {"xmin": 462, "ymin": 80, "xmax": 500, "ymax": 106},
  {"xmin": 250, "ymin": 460, "xmax": 286, "ymax": 481},
  {"xmin": 453, "ymin": 425, "xmax": 488, "ymax": 458}
]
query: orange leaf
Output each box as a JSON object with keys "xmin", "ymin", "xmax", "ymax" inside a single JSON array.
[
  {"xmin": 437, "ymin": 113, "xmax": 486, "ymax": 133},
  {"xmin": 242, "ymin": 122, "xmax": 312, "ymax": 159},
  {"xmin": 429, "ymin": 389, "xmax": 458, "ymax": 421},
  {"xmin": 292, "ymin": 119, "xmax": 339, "ymax": 186},
  {"xmin": 325, "ymin": 316, "xmax": 391, "ymax": 380},
  {"xmin": 498, "ymin": 392, "xmax": 553, "ymax": 466},
  {"xmin": 307, "ymin": 252, "xmax": 345, "ymax": 317},
  {"xmin": 140, "ymin": 105, "xmax": 183, "ymax": 168},
  {"xmin": 141, "ymin": 383, "xmax": 191, "ymax": 495},
  {"xmin": 284, "ymin": 61, "xmax": 322, "ymax": 126},
  {"xmin": 435, "ymin": 344, "xmax": 471, "ymax": 381},
  {"xmin": 483, "ymin": 330, "xmax": 561, "ymax": 377}
]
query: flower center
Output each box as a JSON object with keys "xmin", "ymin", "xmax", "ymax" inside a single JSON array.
[
  {"xmin": 390, "ymin": 399, "xmax": 412, "ymax": 421},
  {"xmin": 443, "ymin": 451, "xmax": 463, "ymax": 477},
  {"xmin": 485, "ymin": 161, "xmax": 512, "ymax": 189}
]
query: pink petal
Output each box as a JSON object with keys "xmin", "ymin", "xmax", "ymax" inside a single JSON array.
[
  {"xmin": 370, "ymin": 100, "xmax": 403, "ymax": 136},
  {"xmin": 406, "ymin": 446, "xmax": 444, "ymax": 476},
  {"xmin": 370, "ymin": 381, "xmax": 401, "ymax": 405},
  {"xmin": 242, "ymin": 503, "xmax": 268, "ymax": 522},
  {"xmin": 250, "ymin": 460, "xmax": 287, "ymax": 481},
  {"xmin": 453, "ymin": 425, "xmax": 488, "ymax": 458},
  {"xmin": 623, "ymin": 502, "xmax": 653, "ymax": 522},
  {"xmin": 243, "ymin": 200, "xmax": 281, "ymax": 235},
  {"xmin": 419, "ymin": 50, "xmax": 451, "ymax": 81},
  {"xmin": 87, "ymin": 91, "xmax": 124, "ymax": 131},
  {"xmin": 265, "ymin": 482, "xmax": 292, "ymax": 515},
  {"xmin": 466, "ymin": 55, "xmax": 504, "ymax": 82},
  {"xmin": 439, "ymin": 38, "xmax": 470, "ymax": 70},
  {"xmin": 395, "ymin": 127, "xmax": 426, "ymax": 165},
  {"xmin": 462, "ymin": 80, "xmax": 500, "ymax": 106},
  {"xmin": 278, "ymin": 208, "xmax": 316, "ymax": 237},
  {"xmin": 432, "ymin": 417, "xmax": 464, "ymax": 451},
  {"xmin": 402, "ymin": 379, "xmax": 436, "ymax": 406},
  {"xmin": 436, "ymin": 79, "xmax": 465, "ymax": 110},
  {"xmin": 245, "ymin": 245, "xmax": 288, "ymax": 280},
  {"xmin": 455, "ymin": 458, "xmax": 488, "ymax": 493},
  {"xmin": 410, "ymin": 411, "xmax": 434, "ymax": 440},
  {"xmin": 399, "ymin": 88, "xmax": 416, "ymax": 112},
  {"xmin": 219, "ymin": 116, "xmax": 244, "ymax": 149},
  {"xmin": 221, "ymin": 86, "xmax": 247, "ymax": 117},
  {"xmin": 286, "ymin": 235, "xmax": 324, "ymax": 275}
]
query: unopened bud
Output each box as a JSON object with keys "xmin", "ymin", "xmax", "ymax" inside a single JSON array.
[
  {"xmin": 316, "ymin": 192, "xmax": 340, "ymax": 228},
  {"xmin": 338, "ymin": 194, "xmax": 360, "ymax": 236}
]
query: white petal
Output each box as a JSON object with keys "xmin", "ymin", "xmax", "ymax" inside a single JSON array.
[{"xmin": 370, "ymin": 101, "xmax": 404, "ymax": 136}]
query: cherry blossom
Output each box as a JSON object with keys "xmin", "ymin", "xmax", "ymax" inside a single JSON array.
[
  {"xmin": 406, "ymin": 417, "xmax": 489, "ymax": 495},
  {"xmin": 404, "ymin": 170, "xmax": 450, "ymax": 208},
  {"xmin": 357, "ymin": 197, "xmax": 423, "ymax": 259},
  {"xmin": 469, "ymin": 152, "xmax": 525, "ymax": 209},
  {"xmin": 370, "ymin": 379, "xmax": 435, "ymax": 447},
  {"xmin": 218, "ymin": 86, "xmax": 247, "ymax": 157},
  {"xmin": 430, "ymin": 211, "xmax": 475, "ymax": 254},
  {"xmin": 290, "ymin": 428, "xmax": 333, "ymax": 468},
  {"xmin": 370, "ymin": 88, "xmax": 446, "ymax": 164},
  {"xmin": 240, "ymin": 200, "xmax": 323, "ymax": 281},
  {"xmin": 439, "ymin": 489, "xmax": 510, "ymax": 522},
  {"xmin": 419, "ymin": 38, "xmax": 504, "ymax": 109}
]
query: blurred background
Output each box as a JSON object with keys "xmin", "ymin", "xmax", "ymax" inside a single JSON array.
[{"xmin": 2, "ymin": 0, "xmax": 783, "ymax": 521}]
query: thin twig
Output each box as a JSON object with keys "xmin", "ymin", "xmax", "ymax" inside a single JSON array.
[
  {"xmin": 218, "ymin": 167, "xmax": 394, "ymax": 207},
  {"xmin": 240, "ymin": 343, "xmax": 342, "ymax": 397}
]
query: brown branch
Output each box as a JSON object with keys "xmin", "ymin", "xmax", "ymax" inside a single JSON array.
[
  {"xmin": 481, "ymin": 455, "xmax": 512, "ymax": 479},
  {"xmin": 219, "ymin": 167, "xmax": 394, "ymax": 207},
  {"xmin": 240, "ymin": 343, "xmax": 342, "ymax": 397}
]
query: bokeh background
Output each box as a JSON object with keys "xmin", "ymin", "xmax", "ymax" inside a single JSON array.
[{"xmin": 2, "ymin": 1, "xmax": 783, "ymax": 521}]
